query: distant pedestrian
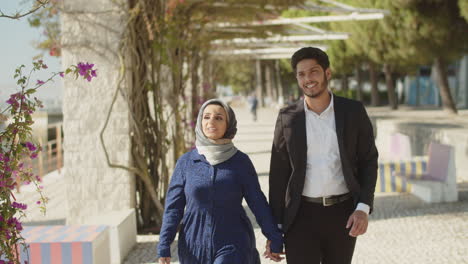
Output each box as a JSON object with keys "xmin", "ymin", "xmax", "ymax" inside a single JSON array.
[{"xmin": 248, "ymin": 93, "xmax": 258, "ymax": 121}]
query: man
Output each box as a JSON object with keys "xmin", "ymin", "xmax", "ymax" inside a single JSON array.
[{"xmin": 268, "ymin": 47, "xmax": 378, "ymax": 264}]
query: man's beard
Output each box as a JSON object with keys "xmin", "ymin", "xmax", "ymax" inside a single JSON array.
[{"xmin": 303, "ymin": 77, "xmax": 328, "ymax": 98}]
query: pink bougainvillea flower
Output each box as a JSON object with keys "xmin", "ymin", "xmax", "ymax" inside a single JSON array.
[
  {"xmin": 25, "ymin": 142, "xmax": 37, "ymax": 151},
  {"xmin": 77, "ymin": 62, "xmax": 94, "ymax": 75},
  {"xmin": 59, "ymin": 72, "xmax": 65, "ymax": 77},
  {"xmin": 12, "ymin": 202, "xmax": 27, "ymax": 210},
  {"xmin": 6, "ymin": 97, "xmax": 17, "ymax": 105},
  {"xmin": 36, "ymin": 80, "xmax": 45, "ymax": 85},
  {"xmin": 76, "ymin": 62, "xmax": 97, "ymax": 82}
]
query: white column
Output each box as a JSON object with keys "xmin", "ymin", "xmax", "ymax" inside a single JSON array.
[{"xmin": 61, "ymin": 0, "xmax": 135, "ymax": 224}]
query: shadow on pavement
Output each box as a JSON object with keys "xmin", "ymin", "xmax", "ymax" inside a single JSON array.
[
  {"xmin": 124, "ymin": 240, "xmax": 179, "ymax": 263},
  {"xmin": 370, "ymin": 186, "xmax": 468, "ymax": 221}
]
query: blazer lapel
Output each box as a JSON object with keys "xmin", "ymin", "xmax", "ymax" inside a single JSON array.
[
  {"xmin": 292, "ymin": 100, "xmax": 307, "ymax": 169},
  {"xmin": 333, "ymin": 95, "xmax": 345, "ymax": 152}
]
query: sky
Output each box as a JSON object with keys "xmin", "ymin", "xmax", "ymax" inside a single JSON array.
[{"xmin": 0, "ymin": 0, "xmax": 62, "ymax": 105}]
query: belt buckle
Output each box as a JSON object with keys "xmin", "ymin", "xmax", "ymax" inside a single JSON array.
[{"xmin": 322, "ymin": 197, "xmax": 332, "ymax": 206}]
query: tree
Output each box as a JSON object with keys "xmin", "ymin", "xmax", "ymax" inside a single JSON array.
[
  {"xmin": 459, "ymin": 0, "xmax": 468, "ymax": 21},
  {"xmin": 395, "ymin": 0, "xmax": 468, "ymax": 114},
  {"xmin": 214, "ymin": 59, "xmax": 256, "ymax": 95},
  {"xmin": 327, "ymin": 39, "xmax": 365, "ymax": 100},
  {"xmin": 337, "ymin": 0, "xmax": 403, "ymax": 109}
]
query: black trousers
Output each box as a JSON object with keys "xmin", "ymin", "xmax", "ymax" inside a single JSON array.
[{"xmin": 285, "ymin": 198, "xmax": 357, "ymax": 264}]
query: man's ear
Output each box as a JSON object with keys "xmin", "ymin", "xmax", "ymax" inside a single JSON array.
[{"xmin": 325, "ymin": 68, "xmax": 332, "ymax": 81}]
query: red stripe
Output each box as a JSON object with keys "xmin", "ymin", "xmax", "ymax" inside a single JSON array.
[
  {"xmin": 12, "ymin": 244, "xmax": 19, "ymax": 262},
  {"xmin": 30, "ymin": 243, "xmax": 42, "ymax": 264},
  {"xmin": 71, "ymin": 242, "xmax": 83, "ymax": 264},
  {"xmin": 50, "ymin": 243, "xmax": 62, "ymax": 264}
]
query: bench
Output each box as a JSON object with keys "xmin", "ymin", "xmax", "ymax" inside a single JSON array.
[
  {"xmin": 86, "ymin": 209, "xmax": 137, "ymax": 264},
  {"xmin": 2, "ymin": 209, "xmax": 137, "ymax": 264},
  {"xmin": 16, "ymin": 225, "xmax": 110, "ymax": 264},
  {"xmin": 394, "ymin": 142, "xmax": 458, "ymax": 203},
  {"xmin": 377, "ymin": 157, "xmax": 428, "ymax": 193}
]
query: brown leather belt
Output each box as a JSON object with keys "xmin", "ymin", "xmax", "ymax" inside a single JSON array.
[{"xmin": 301, "ymin": 193, "xmax": 352, "ymax": 206}]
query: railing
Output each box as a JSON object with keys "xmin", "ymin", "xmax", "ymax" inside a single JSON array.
[{"xmin": 16, "ymin": 122, "xmax": 63, "ymax": 192}]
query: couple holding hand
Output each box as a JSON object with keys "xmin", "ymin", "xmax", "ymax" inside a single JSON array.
[{"xmin": 158, "ymin": 47, "xmax": 378, "ymax": 264}]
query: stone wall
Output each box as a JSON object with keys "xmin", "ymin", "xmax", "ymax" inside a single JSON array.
[{"xmin": 61, "ymin": 0, "xmax": 135, "ymax": 224}]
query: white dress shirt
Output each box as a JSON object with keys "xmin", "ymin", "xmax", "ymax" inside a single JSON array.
[{"xmin": 302, "ymin": 94, "xmax": 369, "ymax": 214}]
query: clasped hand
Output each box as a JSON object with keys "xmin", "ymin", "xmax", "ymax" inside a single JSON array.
[
  {"xmin": 263, "ymin": 240, "xmax": 285, "ymax": 262},
  {"xmin": 158, "ymin": 257, "xmax": 170, "ymax": 264}
]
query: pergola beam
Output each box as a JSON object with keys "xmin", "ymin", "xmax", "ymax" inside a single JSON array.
[
  {"xmin": 211, "ymin": 46, "xmax": 328, "ymax": 60},
  {"xmin": 292, "ymin": 23, "xmax": 327, "ymax": 34},
  {"xmin": 211, "ymin": 13, "xmax": 385, "ymax": 28},
  {"xmin": 212, "ymin": 33, "xmax": 348, "ymax": 45}
]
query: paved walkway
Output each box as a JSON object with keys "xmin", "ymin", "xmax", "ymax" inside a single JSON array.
[{"xmin": 123, "ymin": 105, "xmax": 468, "ymax": 264}]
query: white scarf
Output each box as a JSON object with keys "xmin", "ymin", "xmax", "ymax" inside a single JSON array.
[{"xmin": 195, "ymin": 99, "xmax": 238, "ymax": 165}]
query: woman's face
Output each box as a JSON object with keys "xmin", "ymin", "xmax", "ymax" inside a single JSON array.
[{"xmin": 202, "ymin": 104, "xmax": 228, "ymax": 140}]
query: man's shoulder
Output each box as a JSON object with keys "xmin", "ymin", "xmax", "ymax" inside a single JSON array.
[
  {"xmin": 334, "ymin": 94, "xmax": 364, "ymax": 110},
  {"xmin": 279, "ymin": 100, "xmax": 302, "ymax": 114}
]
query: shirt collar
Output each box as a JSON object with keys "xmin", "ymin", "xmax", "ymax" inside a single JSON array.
[{"xmin": 303, "ymin": 91, "xmax": 334, "ymax": 116}]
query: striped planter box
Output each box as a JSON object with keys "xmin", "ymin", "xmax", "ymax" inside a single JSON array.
[
  {"xmin": 377, "ymin": 158, "xmax": 428, "ymax": 193},
  {"xmin": 6, "ymin": 225, "xmax": 110, "ymax": 264}
]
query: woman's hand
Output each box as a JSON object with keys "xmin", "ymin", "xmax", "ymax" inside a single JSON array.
[
  {"xmin": 159, "ymin": 257, "xmax": 171, "ymax": 264},
  {"xmin": 263, "ymin": 240, "xmax": 285, "ymax": 262}
]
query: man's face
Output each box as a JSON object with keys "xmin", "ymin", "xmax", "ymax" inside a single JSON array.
[{"xmin": 295, "ymin": 59, "xmax": 331, "ymax": 98}]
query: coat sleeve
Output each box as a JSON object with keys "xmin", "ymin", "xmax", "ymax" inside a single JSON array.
[
  {"xmin": 356, "ymin": 103, "xmax": 379, "ymax": 212},
  {"xmin": 241, "ymin": 155, "xmax": 284, "ymax": 253},
  {"xmin": 157, "ymin": 157, "xmax": 187, "ymax": 258},
  {"xmin": 269, "ymin": 112, "xmax": 292, "ymax": 226}
]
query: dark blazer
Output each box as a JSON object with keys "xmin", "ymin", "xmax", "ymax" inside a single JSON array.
[{"xmin": 269, "ymin": 95, "xmax": 378, "ymax": 233}]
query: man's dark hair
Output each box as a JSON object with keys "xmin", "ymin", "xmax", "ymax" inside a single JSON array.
[{"xmin": 291, "ymin": 47, "xmax": 330, "ymax": 73}]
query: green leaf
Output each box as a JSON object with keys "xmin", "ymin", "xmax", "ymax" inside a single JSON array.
[
  {"xmin": 28, "ymin": 17, "xmax": 42, "ymax": 27},
  {"xmin": 25, "ymin": 89, "xmax": 37, "ymax": 95}
]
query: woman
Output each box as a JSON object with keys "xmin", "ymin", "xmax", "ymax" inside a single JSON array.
[{"xmin": 158, "ymin": 99, "xmax": 283, "ymax": 264}]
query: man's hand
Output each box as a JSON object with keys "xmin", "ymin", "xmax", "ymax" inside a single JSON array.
[
  {"xmin": 346, "ymin": 210, "xmax": 368, "ymax": 237},
  {"xmin": 159, "ymin": 257, "xmax": 171, "ymax": 264},
  {"xmin": 263, "ymin": 240, "xmax": 285, "ymax": 262}
]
